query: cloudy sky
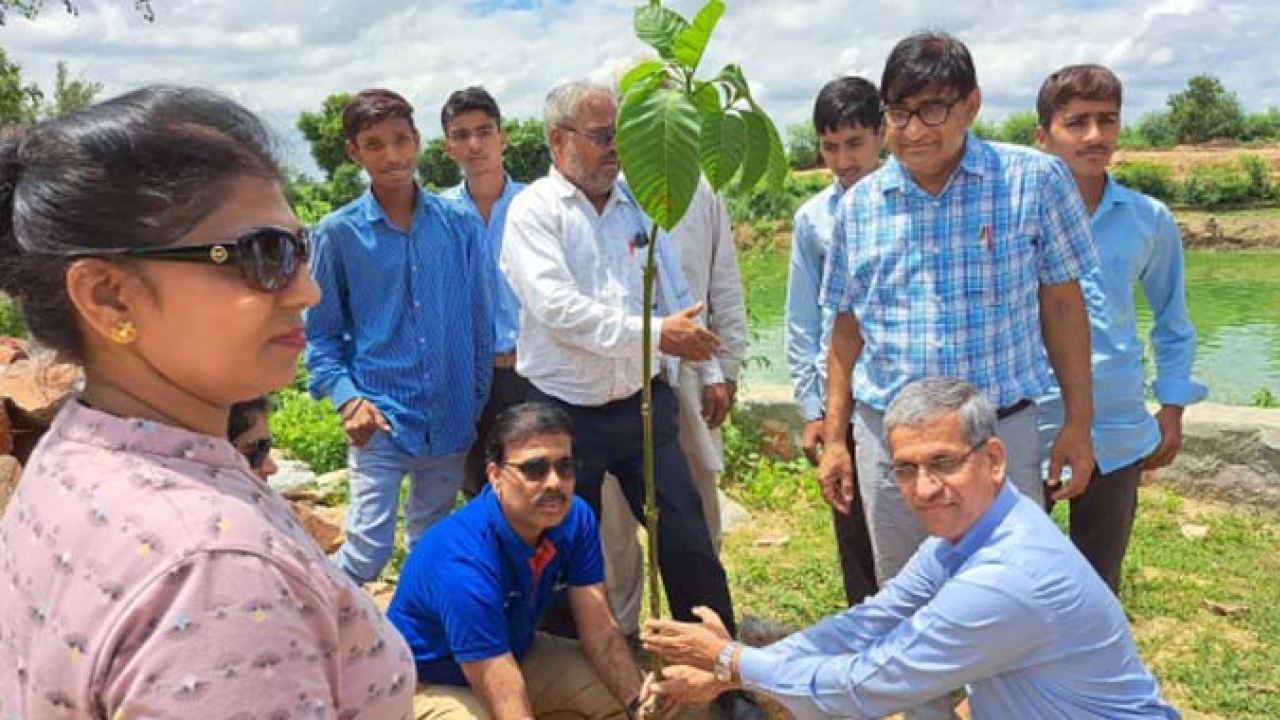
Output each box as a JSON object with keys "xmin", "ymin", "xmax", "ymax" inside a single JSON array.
[{"xmin": 5, "ymin": 0, "xmax": 1278, "ymax": 176}]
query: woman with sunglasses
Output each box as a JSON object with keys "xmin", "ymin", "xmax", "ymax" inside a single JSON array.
[
  {"xmin": 229, "ymin": 396, "xmax": 278, "ymax": 481},
  {"xmin": 0, "ymin": 87, "xmax": 413, "ymax": 718}
]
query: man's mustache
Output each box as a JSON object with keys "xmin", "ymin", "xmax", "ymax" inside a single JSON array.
[{"xmin": 535, "ymin": 490, "xmax": 568, "ymax": 507}]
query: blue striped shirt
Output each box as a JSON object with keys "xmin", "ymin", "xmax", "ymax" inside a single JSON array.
[
  {"xmin": 304, "ymin": 188, "xmax": 495, "ymax": 457},
  {"xmin": 822, "ymin": 135, "xmax": 1097, "ymax": 410},
  {"xmin": 786, "ymin": 181, "xmax": 844, "ymax": 422},
  {"xmin": 441, "ymin": 175, "xmax": 526, "ymax": 354}
]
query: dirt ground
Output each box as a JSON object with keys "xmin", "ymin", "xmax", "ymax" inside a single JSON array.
[{"xmin": 1115, "ymin": 143, "xmax": 1280, "ymax": 177}]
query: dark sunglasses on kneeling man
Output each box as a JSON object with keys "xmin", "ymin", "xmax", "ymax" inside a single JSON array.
[{"xmin": 502, "ymin": 455, "xmax": 576, "ymax": 483}]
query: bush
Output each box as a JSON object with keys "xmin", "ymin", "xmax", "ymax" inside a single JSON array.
[
  {"xmin": 725, "ymin": 172, "xmax": 829, "ymax": 226},
  {"xmin": 1177, "ymin": 156, "xmax": 1277, "ymax": 208},
  {"xmin": 1111, "ymin": 161, "xmax": 1178, "ymax": 202},
  {"xmin": 270, "ymin": 382, "xmax": 348, "ymax": 475}
]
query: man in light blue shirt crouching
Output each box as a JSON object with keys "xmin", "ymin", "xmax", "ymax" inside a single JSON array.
[{"xmin": 642, "ymin": 376, "xmax": 1180, "ymax": 720}]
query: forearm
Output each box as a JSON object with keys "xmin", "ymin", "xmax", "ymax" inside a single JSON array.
[
  {"xmin": 580, "ymin": 627, "xmax": 644, "ymax": 706},
  {"xmin": 823, "ymin": 313, "xmax": 861, "ymax": 446},
  {"xmin": 1039, "ymin": 282, "xmax": 1092, "ymax": 426},
  {"xmin": 460, "ymin": 656, "xmax": 535, "ymax": 720}
]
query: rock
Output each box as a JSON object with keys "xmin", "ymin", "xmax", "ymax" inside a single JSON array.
[
  {"xmin": 1180, "ymin": 523, "xmax": 1211, "ymax": 540},
  {"xmin": 291, "ymin": 502, "xmax": 345, "ymax": 555},
  {"xmin": 314, "ymin": 468, "xmax": 350, "ymax": 492},
  {"xmin": 0, "ymin": 337, "xmax": 80, "ymax": 465},
  {"xmin": 266, "ymin": 456, "xmax": 317, "ymax": 495},
  {"xmin": 0, "ymin": 454, "xmax": 20, "ymax": 515},
  {"xmin": 718, "ymin": 489, "xmax": 750, "ymax": 533}
]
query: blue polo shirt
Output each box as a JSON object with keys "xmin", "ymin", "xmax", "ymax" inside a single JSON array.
[{"xmin": 386, "ymin": 486, "xmax": 604, "ymax": 685}]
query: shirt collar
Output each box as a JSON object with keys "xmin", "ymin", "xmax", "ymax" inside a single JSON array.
[
  {"xmin": 1097, "ymin": 173, "xmax": 1129, "ymax": 213},
  {"xmin": 454, "ymin": 172, "xmax": 519, "ymax": 206},
  {"xmin": 359, "ymin": 185, "xmax": 427, "ymax": 225},
  {"xmin": 933, "ymin": 479, "xmax": 1019, "ymax": 576},
  {"xmin": 549, "ymin": 166, "xmax": 628, "ymax": 209},
  {"xmin": 480, "ymin": 484, "xmax": 563, "ymax": 565},
  {"xmin": 881, "ymin": 131, "xmax": 985, "ymax": 195},
  {"xmin": 825, "ymin": 179, "xmax": 847, "ymax": 212}
]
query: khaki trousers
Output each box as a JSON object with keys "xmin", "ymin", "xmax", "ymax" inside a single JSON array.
[{"xmin": 413, "ymin": 633, "xmax": 626, "ymax": 720}]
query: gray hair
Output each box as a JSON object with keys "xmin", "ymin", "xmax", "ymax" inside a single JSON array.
[
  {"xmin": 543, "ymin": 80, "xmax": 614, "ymax": 146},
  {"xmin": 884, "ymin": 377, "xmax": 996, "ymax": 446}
]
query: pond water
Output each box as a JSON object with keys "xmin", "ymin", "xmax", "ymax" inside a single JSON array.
[{"xmin": 738, "ymin": 246, "xmax": 1280, "ymax": 407}]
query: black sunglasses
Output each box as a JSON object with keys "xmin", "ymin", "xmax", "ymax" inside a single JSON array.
[
  {"xmin": 502, "ymin": 455, "xmax": 576, "ymax": 483},
  {"xmin": 242, "ymin": 437, "xmax": 273, "ymax": 470},
  {"xmin": 114, "ymin": 226, "xmax": 311, "ymax": 294}
]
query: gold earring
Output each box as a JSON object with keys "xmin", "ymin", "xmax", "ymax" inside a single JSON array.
[{"xmin": 108, "ymin": 320, "xmax": 137, "ymax": 345}]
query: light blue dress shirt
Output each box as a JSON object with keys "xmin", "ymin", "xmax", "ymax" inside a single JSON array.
[
  {"xmin": 441, "ymin": 174, "xmax": 526, "ymax": 355},
  {"xmin": 786, "ymin": 181, "xmax": 844, "ymax": 422},
  {"xmin": 822, "ymin": 135, "xmax": 1098, "ymax": 410},
  {"xmin": 304, "ymin": 188, "xmax": 495, "ymax": 457},
  {"xmin": 1037, "ymin": 177, "xmax": 1208, "ymax": 473},
  {"xmin": 737, "ymin": 482, "xmax": 1180, "ymax": 720}
]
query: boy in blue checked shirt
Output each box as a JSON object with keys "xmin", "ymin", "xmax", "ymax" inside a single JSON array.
[
  {"xmin": 305, "ymin": 89, "xmax": 495, "ymax": 585},
  {"xmin": 1034, "ymin": 64, "xmax": 1207, "ymax": 594}
]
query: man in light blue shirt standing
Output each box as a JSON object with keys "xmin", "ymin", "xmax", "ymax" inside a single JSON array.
[
  {"xmin": 785, "ymin": 76, "xmax": 883, "ymax": 607},
  {"xmin": 1034, "ymin": 65, "xmax": 1207, "ymax": 593},
  {"xmin": 642, "ymin": 377, "xmax": 1181, "ymax": 720},
  {"xmin": 437, "ymin": 86, "xmax": 531, "ymax": 496}
]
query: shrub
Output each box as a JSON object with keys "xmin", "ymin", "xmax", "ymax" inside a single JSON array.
[
  {"xmin": 1177, "ymin": 156, "xmax": 1277, "ymax": 208},
  {"xmin": 0, "ymin": 298, "xmax": 28, "ymax": 338},
  {"xmin": 725, "ymin": 172, "xmax": 829, "ymax": 226},
  {"xmin": 270, "ymin": 386, "xmax": 348, "ymax": 475},
  {"xmin": 1111, "ymin": 160, "xmax": 1177, "ymax": 202}
]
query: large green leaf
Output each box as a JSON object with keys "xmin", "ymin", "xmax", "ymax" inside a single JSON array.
[
  {"xmin": 672, "ymin": 0, "xmax": 725, "ymax": 73},
  {"xmin": 619, "ymin": 59, "xmax": 667, "ymax": 96},
  {"xmin": 699, "ymin": 110, "xmax": 746, "ymax": 191},
  {"xmin": 762, "ymin": 111, "xmax": 788, "ymax": 190},
  {"xmin": 617, "ymin": 87, "xmax": 702, "ymax": 231},
  {"xmin": 737, "ymin": 109, "xmax": 771, "ymax": 191},
  {"xmin": 690, "ymin": 81, "xmax": 723, "ymax": 119},
  {"xmin": 711, "ymin": 63, "xmax": 750, "ymax": 104},
  {"xmin": 635, "ymin": 2, "xmax": 690, "ymax": 61}
]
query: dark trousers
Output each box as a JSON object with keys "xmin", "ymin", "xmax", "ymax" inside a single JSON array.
[
  {"xmin": 462, "ymin": 367, "xmax": 531, "ymax": 499},
  {"xmin": 532, "ymin": 382, "xmax": 737, "ymax": 637},
  {"xmin": 1046, "ymin": 461, "xmax": 1141, "ymax": 594},
  {"xmin": 834, "ymin": 427, "xmax": 879, "ymax": 605}
]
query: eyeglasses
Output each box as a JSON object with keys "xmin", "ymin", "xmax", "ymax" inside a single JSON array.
[
  {"xmin": 502, "ymin": 455, "xmax": 576, "ymax": 483},
  {"xmin": 558, "ymin": 124, "xmax": 616, "ymax": 148},
  {"xmin": 883, "ymin": 98, "xmax": 962, "ymax": 129},
  {"xmin": 114, "ymin": 226, "xmax": 311, "ymax": 294},
  {"xmin": 889, "ymin": 439, "xmax": 989, "ymax": 485},
  {"xmin": 241, "ymin": 437, "xmax": 273, "ymax": 470}
]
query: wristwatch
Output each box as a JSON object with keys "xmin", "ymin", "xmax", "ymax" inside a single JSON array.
[{"xmin": 713, "ymin": 641, "xmax": 741, "ymax": 683}]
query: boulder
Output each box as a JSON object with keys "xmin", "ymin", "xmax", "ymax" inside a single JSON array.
[
  {"xmin": 0, "ymin": 454, "xmax": 20, "ymax": 515},
  {"xmin": 291, "ymin": 502, "xmax": 346, "ymax": 555}
]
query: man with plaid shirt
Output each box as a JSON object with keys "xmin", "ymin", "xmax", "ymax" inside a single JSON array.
[{"xmin": 817, "ymin": 33, "xmax": 1098, "ymax": 720}]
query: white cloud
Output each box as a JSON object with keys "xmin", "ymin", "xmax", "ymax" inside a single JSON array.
[{"xmin": 5, "ymin": 0, "xmax": 1279, "ymax": 174}]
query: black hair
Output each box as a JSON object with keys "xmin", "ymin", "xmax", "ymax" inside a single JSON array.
[
  {"xmin": 440, "ymin": 86, "xmax": 502, "ymax": 134},
  {"xmin": 881, "ymin": 31, "xmax": 978, "ymax": 105},
  {"xmin": 228, "ymin": 395, "xmax": 272, "ymax": 441},
  {"xmin": 0, "ymin": 85, "xmax": 282, "ymax": 363},
  {"xmin": 342, "ymin": 89, "xmax": 416, "ymax": 142},
  {"xmin": 1036, "ymin": 64, "xmax": 1123, "ymax": 129},
  {"xmin": 484, "ymin": 402, "xmax": 573, "ymax": 465},
  {"xmin": 813, "ymin": 76, "xmax": 882, "ymax": 135}
]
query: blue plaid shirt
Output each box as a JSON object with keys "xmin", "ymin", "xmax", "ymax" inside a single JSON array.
[{"xmin": 822, "ymin": 134, "xmax": 1097, "ymax": 410}]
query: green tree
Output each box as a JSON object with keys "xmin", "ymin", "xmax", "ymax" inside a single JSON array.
[
  {"xmin": 970, "ymin": 117, "xmax": 999, "ymax": 141},
  {"xmin": 297, "ymin": 93, "xmax": 353, "ymax": 180},
  {"xmin": 615, "ymin": 0, "xmax": 784, "ymax": 665},
  {"xmin": 502, "ymin": 118, "xmax": 550, "ymax": 182},
  {"xmin": 1241, "ymin": 108, "xmax": 1280, "ymax": 143},
  {"xmin": 997, "ymin": 110, "xmax": 1038, "ymax": 146},
  {"xmin": 0, "ymin": 47, "xmax": 42, "ymax": 123},
  {"xmin": 39, "ymin": 60, "xmax": 101, "ymax": 119},
  {"xmin": 785, "ymin": 121, "xmax": 818, "ymax": 170},
  {"xmin": 0, "ymin": 0, "xmax": 153, "ymax": 24},
  {"xmin": 1167, "ymin": 75, "xmax": 1245, "ymax": 144},
  {"xmin": 416, "ymin": 137, "xmax": 461, "ymax": 189}
]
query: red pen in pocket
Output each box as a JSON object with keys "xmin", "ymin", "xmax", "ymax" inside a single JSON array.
[{"xmin": 980, "ymin": 224, "xmax": 994, "ymax": 251}]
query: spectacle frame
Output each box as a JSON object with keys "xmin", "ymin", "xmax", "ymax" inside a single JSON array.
[
  {"xmin": 502, "ymin": 455, "xmax": 577, "ymax": 483},
  {"xmin": 115, "ymin": 226, "xmax": 310, "ymax": 294},
  {"xmin": 889, "ymin": 438, "xmax": 989, "ymax": 485},
  {"xmin": 883, "ymin": 97, "xmax": 963, "ymax": 129},
  {"xmin": 558, "ymin": 124, "xmax": 616, "ymax": 148}
]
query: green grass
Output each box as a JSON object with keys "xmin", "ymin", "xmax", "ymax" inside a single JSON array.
[{"xmin": 720, "ymin": 468, "xmax": 1280, "ymax": 719}]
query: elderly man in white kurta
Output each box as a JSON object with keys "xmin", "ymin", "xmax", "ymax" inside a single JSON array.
[{"xmin": 599, "ymin": 178, "xmax": 749, "ymax": 636}]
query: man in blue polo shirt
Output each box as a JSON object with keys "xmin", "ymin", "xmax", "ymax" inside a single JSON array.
[
  {"xmin": 306, "ymin": 89, "xmax": 495, "ymax": 586},
  {"xmin": 388, "ymin": 402, "xmax": 643, "ymax": 720}
]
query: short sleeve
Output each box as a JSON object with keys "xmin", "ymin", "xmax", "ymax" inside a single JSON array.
[{"xmin": 563, "ymin": 499, "xmax": 605, "ymax": 587}]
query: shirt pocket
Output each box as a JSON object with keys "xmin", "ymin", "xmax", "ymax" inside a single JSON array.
[{"xmin": 961, "ymin": 224, "xmax": 1037, "ymax": 308}]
